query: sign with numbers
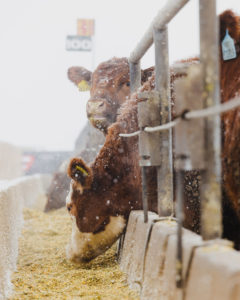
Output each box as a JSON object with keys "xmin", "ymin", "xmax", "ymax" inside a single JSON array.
[{"xmin": 66, "ymin": 36, "xmax": 92, "ymax": 51}]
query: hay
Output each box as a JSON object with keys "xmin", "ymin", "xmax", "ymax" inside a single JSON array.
[{"xmin": 10, "ymin": 208, "xmax": 139, "ymax": 299}]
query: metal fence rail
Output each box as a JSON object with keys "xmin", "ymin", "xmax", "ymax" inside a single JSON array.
[
  {"xmin": 123, "ymin": 0, "xmax": 226, "ymax": 292},
  {"xmin": 129, "ymin": 0, "xmax": 190, "ymax": 64},
  {"xmin": 120, "ymin": 96, "xmax": 240, "ymax": 137}
]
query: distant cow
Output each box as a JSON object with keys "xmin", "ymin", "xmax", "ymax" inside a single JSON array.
[
  {"xmin": 66, "ymin": 10, "xmax": 240, "ymax": 262},
  {"xmin": 44, "ymin": 171, "xmax": 71, "ymax": 211}
]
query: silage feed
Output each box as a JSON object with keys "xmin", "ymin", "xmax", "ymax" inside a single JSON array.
[{"xmin": 10, "ymin": 208, "xmax": 139, "ymax": 300}]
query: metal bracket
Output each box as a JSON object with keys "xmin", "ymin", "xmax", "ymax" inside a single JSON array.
[
  {"xmin": 138, "ymin": 91, "xmax": 162, "ymax": 167},
  {"xmin": 174, "ymin": 65, "xmax": 205, "ymax": 171}
]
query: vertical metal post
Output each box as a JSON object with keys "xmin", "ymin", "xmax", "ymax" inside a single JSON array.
[
  {"xmin": 129, "ymin": 61, "xmax": 141, "ymax": 94},
  {"xmin": 141, "ymin": 167, "xmax": 149, "ymax": 223},
  {"xmin": 153, "ymin": 26, "xmax": 173, "ymax": 216},
  {"xmin": 199, "ymin": 0, "xmax": 222, "ymax": 239},
  {"xmin": 174, "ymin": 67, "xmax": 205, "ymax": 292},
  {"xmin": 176, "ymin": 171, "xmax": 183, "ymax": 289},
  {"xmin": 130, "ymin": 61, "xmax": 149, "ymax": 222}
]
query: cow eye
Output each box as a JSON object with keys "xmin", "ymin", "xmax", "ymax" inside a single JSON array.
[{"xmin": 126, "ymin": 82, "xmax": 130, "ymax": 87}]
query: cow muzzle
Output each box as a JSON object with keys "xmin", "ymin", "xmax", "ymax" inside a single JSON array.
[
  {"xmin": 87, "ymin": 99, "xmax": 115, "ymax": 131},
  {"xmin": 66, "ymin": 215, "xmax": 126, "ymax": 262}
]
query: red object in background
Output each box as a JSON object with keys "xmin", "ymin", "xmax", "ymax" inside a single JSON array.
[
  {"xmin": 22, "ymin": 155, "xmax": 35, "ymax": 172},
  {"xmin": 77, "ymin": 19, "xmax": 95, "ymax": 37}
]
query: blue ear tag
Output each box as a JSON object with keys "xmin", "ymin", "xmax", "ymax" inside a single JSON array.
[{"xmin": 221, "ymin": 29, "xmax": 237, "ymax": 61}]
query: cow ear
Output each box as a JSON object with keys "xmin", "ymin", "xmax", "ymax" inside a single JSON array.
[
  {"xmin": 141, "ymin": 66, "xmax": 154, "ymax": 83},
  {"xmin": 67, "ymin": 158, "xmax": 93, "ymax": 191},
  {"xmin": 67, "ymin": 66, "xmax": 92, "ymax": 91}
]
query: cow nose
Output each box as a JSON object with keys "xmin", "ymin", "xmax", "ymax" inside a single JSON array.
[{"xmin": 87, "ymin": 100, "xmax": 107, "ymax": 117}]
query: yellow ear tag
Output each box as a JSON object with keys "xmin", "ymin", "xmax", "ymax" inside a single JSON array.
[
  {"xmin": 78, "ymin": 80, "xmax": 90, "ymax": 91},
  {"xmin": 76, "ymin": 165, "xmax": 89, "ymax": 176}
]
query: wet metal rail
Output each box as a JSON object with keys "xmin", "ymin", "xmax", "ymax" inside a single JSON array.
[
  {"xmin": 126, "ymin": 0, "xmax": 222, "ymax": 293},
  {"xmin": 120, "ymin": 96, "xmax": 240, "ymax": 136},
  {"xmin": 129, "ymin": 0, "xmax": 190, "ymax": 64}
]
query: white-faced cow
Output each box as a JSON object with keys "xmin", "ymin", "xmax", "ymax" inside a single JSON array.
[{"xmin": 66, "ymin": 10, "xmax": 240, "ymax": 262}]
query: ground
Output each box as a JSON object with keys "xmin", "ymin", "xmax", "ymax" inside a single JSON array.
[{"xmin": 10, "ymin": 208, "xmax": 139, "ymax": 300}]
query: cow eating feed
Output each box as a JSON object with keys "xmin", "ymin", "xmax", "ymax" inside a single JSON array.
[{"xmin": 66, "ymin": 10, "xmax": 240, "ymax": 262}]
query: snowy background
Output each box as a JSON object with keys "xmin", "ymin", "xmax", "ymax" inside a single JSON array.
[{"xmin": 0, "ymin": 0, "xmax": 238, "ymax": 151}]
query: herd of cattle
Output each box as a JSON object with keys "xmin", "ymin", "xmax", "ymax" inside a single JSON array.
[{"xmin": 46, "ymin": 10, "xmax": 240, "ymax": 262}]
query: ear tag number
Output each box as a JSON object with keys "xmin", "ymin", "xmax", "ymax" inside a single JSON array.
[{"xmin": 222, "ymin": 29, "xmax": 237, "ymax": 61}]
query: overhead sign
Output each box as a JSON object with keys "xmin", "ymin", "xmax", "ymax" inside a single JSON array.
[
  {"xmin": 66, "ymin": 36, "xmax": 92, "ymax": 51},
  {"xmin": 77, "ymin": 19, "xmax": 95, "ymax": 36}
]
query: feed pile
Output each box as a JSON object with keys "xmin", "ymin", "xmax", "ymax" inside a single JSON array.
[{"xmin": 10, "ymin": 208, "xmax": 139, "ymax": 299}]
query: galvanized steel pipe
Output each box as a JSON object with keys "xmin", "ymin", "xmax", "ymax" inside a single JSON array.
[
  {"xmin": 154, "ymin": 26, "xmax": 174, "ymax": 216},
  {"xmin": 129, "ymin": 0, "xmax": 190, "ymax": 63},
  {"xmin": 199, "ymin": 0, "xmax": 222, "ymax": 240},
  {"xmin": 129, "ymin": 62, "xmax": 141, "ymax": 93}
]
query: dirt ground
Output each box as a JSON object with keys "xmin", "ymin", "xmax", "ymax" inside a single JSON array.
[{"xmin": 10, "ymin": 208, "xmax": 139, "ymax": 300}]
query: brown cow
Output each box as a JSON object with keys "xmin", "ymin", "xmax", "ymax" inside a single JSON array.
[
  {"xmin": 45, "ymin": 171, "xmax": 71, "ymax": 212},
  {"xmin": 65, "ymin": 61, "xmax": 200, "ymax": 262},
  {"xmin": 66, "ymin": 94, "xmax": 143, "ymax": 262},
  {"xmin": 68, "ymin": 57, "xmax": 153, "ymax": 134},
  {"xmin": 219, "ymin": 10, "xmax": 240, "ymax": 245},
  {"xmin": 66, "ymin": 10, "xmax": 240, "ymax": 261}
]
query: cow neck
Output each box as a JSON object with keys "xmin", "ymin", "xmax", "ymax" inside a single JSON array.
[{"xmin": 235, "ymin": 42, "xmax": 240, "ymax": 56}]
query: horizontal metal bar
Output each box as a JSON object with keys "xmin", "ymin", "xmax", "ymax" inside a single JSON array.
[
  {"xmin": 119, "ymin": 95, "xmax": 240, "ymax": 137},
  {"xmin": 129, "ymin": 0, "xmax": 190, "ymax": 63}
]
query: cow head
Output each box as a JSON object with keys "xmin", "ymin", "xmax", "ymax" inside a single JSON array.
[
  {"xmin": 65, "ymin": 158, "xmax": 126, "ymax": 262},
  {"xmin": 68, "ymin": 57, "xmax": 153, "ymax": 134},
  {"xmin": 219, "ymin": 10, "xmax": 240, "ymax": 43}
]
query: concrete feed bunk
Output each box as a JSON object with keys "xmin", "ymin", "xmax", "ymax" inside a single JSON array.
[
  {"xmin": 0, "ymin": 175, "xmax": 50, "ymax": 299},
  {"xmin": 120, "ymin": 211, "xmax": 240, "ymax": 300}
]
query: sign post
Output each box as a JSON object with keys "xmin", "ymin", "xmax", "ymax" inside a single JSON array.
[{"xmin": 66, "ymin": 19, "xmax": 95, "ymax": 70}]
